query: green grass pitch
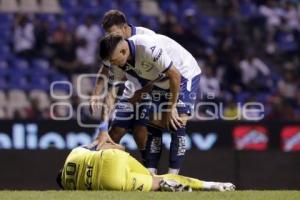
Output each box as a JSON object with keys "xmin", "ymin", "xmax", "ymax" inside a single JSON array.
[{"xmin": 0, "ymin": 191, "xmax": 299, "ymax": 200}]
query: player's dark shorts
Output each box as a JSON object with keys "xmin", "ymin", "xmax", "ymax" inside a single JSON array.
[
  {"xmin": 111, "ymin": 98, "xmax": 151, "ymax": 129},
  {"xmin": 150, "ymin": 75, "xmax": 201, "ymax": 115}
]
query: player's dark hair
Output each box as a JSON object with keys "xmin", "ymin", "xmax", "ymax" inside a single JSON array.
[
  {"xmin": 56, "ymin": 169, "xmax": 63, "ymax": 189},
  {"xmin": 98, "ymin": 34, "xmax": 124, "ymax": 60},
  {"xmin": 102, "ymin": 10, "xmax": 127, "ymax": 30}
]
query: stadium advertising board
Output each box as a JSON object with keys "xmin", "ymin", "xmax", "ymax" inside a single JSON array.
[
  {"xmin": 233, "ymin": 125, "xmax": 268, "ymax": 150},
  {"xmin": 0, "ymin": 120, "xmax": 299, "ymax": 151},
  {"xmin": 281, "ymin": 126, "xmax": 300, "ymax": 152},
  {"xmin": 0, "ymin": 120, "xmax": 222, "ymax": 150}
]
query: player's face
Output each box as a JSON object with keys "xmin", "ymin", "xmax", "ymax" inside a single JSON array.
[
  {"xmin": 110, "ymin": 41, "xmax": 128, "ymax": 67},
  {"xmin": 106, "ymin": 25, "xmax": 126, "ymax": 38}
]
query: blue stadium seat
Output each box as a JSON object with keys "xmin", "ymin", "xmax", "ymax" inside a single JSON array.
[
  {"xmin": 30, "ymin": 75, "xmax": 50, "ymax": 91},
  {"xmin": 100, "ymin": 0, "xmax": 119, "ymax": 11},
  {"xmin": 82, "ymin": 0, "xmax": 99, "ymax": 8},
  {"xmin": 61, "ymin": 14, "xmax": 77, "ymax": 30},
  {"xmin": 61, "ymin": 0, "xmax": 78, "ymax": 9},
  {"xmin": 0, "ymin": 45, "xmax": 11, "ymax": 59},
  {"xmin": 0, "ymin": 14, "xmax": 13, "ymax": 31},
  {"xmin": 52, "ymin": 84, "xmax": 71, "ymax": 92},
  {"xmin": 160, "ymin": 0, "xmax": 178, "ymax": 14},
  {"xmin": 32, "ymin": 58, "xmax": 50, "ymax": 70},
  {"xmin": 49, "ymin": 72, "xmax": 69, "ymax": 82},
  {"xmin": 37, "ymin": 14, "xmax": 59, "ymax": 31},
  {"xmin": 61, "ymin": 0, "xmax": 81, "ymax": 15},
  {"xmin": 81, "ymin": 0, "xmax": 103, "ymax": 16},
  {"xmin": 0, "ymin": 75, "xmax": 8, "ymax": 90},
  {"xmin": 0, "ymin": 13, "xmax": 14, "ymax": 22},
  {"xmin": 120, "ymin": 0, "xmax": 140, "ymax": 16},
  {"xmin": 8, "ymin": 75, "xmax": 30, "ymax": 91},
  {"xmin": 0, "ymin": 59, "xmax": 8, "ymax": 75},
  {"xmin": 12, "ymin": 58, "xmax": 29, "ymax": 70},
  {"xmin": 0, "ymin": 68, "xmax": 9, "ymax": 77},
  {"xmin": 179, "ymin": 0, "xmax": 199, "ymax": 16}
]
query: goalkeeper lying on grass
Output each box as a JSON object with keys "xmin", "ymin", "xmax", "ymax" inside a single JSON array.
[{"xmin": 56, "ymin": 124, "xmax": 235, "ymax": 192}]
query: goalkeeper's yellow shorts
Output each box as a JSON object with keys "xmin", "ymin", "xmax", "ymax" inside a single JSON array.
[{"xmin": 99, "ymin": 149, "xmax": 153, "ymax": 191}]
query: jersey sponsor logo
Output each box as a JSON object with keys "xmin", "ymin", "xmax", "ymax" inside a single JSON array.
[
  {"xmin": 132, "ymin": 178, "xmax": 137, "ymax": 191},
  {"xmin": 116, "ymin": 102, "xmax": 133, "ymax": 111},
  {"xmin": 137, "ymin": 184, "xmax": 144, "ymax": 191},
  {"xmin": 153, "ymin": 48, "xmax": 163, "ymax": 62},
  {"xmin": 150, "ymin": 46, "xmax": 156, "ymax": 53},
  {"xmin": 233, "ymin": 126, "xmax": 268, "ymax": 150},
  {"xmin": 177, "ymin": 100, "xmax": 186, "ymax": 108},
  {"xmin": 150, "ymin": 136, "xmax": 162, "ymax": 153},
  {"xmin": 157, "ymin": 73, "xmax": 166, "ymax": 80},
  {"xmin": 131, "ymin": 178, "xmax": 144, "ymax": 191},
  {"xmin": 177, "ymin": 136, "xmax": 186, "ymax": 156},
  {"xmin": 85, "ymin": 165, "xmax": 93, "ymax": 190},
  {"xmin": 141, "ymin": 61, "xmax": 154, "ymax": 72},
  {"xmin": 281, "ymin": 126, "xmax": 300, "ymax": 152}
]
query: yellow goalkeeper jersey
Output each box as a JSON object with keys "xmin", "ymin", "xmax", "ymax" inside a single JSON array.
[
  {"xmin": 61, "ymin": 147, "xmax": 103, "ymax": 190},
  {"xmin": 60, "ymin": 146, "xmax": 153, "ymax": 191}
]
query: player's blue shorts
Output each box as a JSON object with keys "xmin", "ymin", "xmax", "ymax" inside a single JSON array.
[
  {"xmin": 111, "ymin": 74, "xmax": 200, "ymax": 129},
  {"xmin": 111, "ymin": 98, "xmax": 151, "ymax": 129},
  {"xmin": 150, "ymin": 74, "xmax": 201, "ymax": 115}
]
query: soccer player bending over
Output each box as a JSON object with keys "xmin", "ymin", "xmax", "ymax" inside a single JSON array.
[
  {"xmin": 98, "ymin": 32, "xmax": 202, "ymax": 174},
  {"xmin": 56, "ymin": 126, "xmax": 235, "ymax": 192}
]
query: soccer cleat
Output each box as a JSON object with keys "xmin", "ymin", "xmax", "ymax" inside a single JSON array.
[
  {"xmin": 159, "ymin": 179, "xmax": 192, "ymax": 192},
  {"xmin": 182, "ymin": 185, "xmax": 193, "ymax": 192},
  {"xmin": 213, "ymin": 182, "xmax": 236, "ymax": 192}
]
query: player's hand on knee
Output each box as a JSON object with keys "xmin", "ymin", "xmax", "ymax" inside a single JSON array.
[{"xmin": 168, "ymin": 107, "xmax": 183, "ymax": 131}]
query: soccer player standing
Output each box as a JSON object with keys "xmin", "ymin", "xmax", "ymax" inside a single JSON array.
[
  {"xmin": 98, "ymin": 33, "xmax": 201, "ymax": 174},
  {"xmin": 90, "ymin": 10, "xmax": 156, "ymax": 164}
]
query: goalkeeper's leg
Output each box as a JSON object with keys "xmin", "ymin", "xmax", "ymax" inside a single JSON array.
[
  {"xmin": 125, "ymin": 152, "xmax": 189, "ymax": 192},
  {"xmin": 157, "ymin": 174, "xmax": 235, "ymax": 191}
]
